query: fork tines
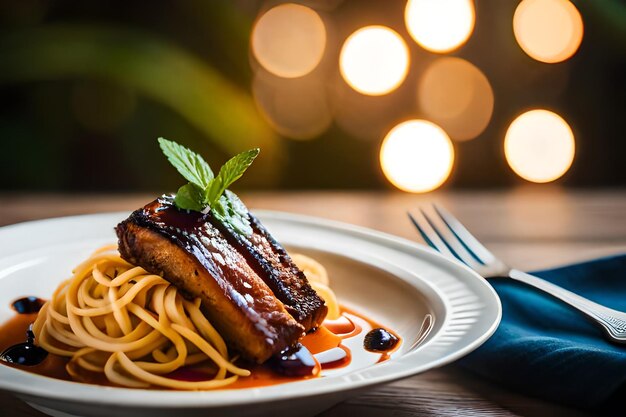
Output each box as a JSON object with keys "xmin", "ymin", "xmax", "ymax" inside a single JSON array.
[{"xmin": 409, "ymin": 205, "xmax": 495, "ymax": 269}]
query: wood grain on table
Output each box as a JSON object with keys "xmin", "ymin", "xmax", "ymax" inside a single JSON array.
[{"xmin": 1, "ymin": 188, "xmax": 625, "ymax": 417}]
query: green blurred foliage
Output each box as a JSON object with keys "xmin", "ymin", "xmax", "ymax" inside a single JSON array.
[
  {"xmin": 0, "ymin": 0, "xmax": 624, "ymax": 192},
  {"xmin": 0, "ymin": 1, "xmax": 280, "ymax": 192}
]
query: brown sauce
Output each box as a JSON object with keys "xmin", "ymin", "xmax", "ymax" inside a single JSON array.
[
  {"xmin": 323, "ymin": 315, "xmax": 360, "ymax": 337},
  {"xmin": 301, "ymin": 326, "xmax": 342, "ymax": 354},
  {"xmin": 0, "ymin": 304, "xmax": 403, "ymax": 389},
  {"xmin": 0, "ymin": 314, "xmax": 64, "ymax": 377}
]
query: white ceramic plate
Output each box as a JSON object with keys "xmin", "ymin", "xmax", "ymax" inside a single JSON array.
[{"xmin": 0, "ymin": 211, "xmax": 501, "ymax": 417}]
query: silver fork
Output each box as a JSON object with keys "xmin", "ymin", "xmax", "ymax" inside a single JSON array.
[{"xmin": 409, "ymin": 204, "xmax": 626, "ymax": 344}]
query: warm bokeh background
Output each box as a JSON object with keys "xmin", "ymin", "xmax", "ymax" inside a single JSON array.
[{"xmin": 0, "ymin": 0, "xmax": 624, "ymax": 193}]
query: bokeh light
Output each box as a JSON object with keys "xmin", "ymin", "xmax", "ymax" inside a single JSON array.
[
  {"xmin": 405, "ymin": 0, "xmax": 475, "ymax": 53},
  {"xmin": 339, "ymin": 26, "xmax": 410, "ymax": 96},
  {"xmin": 251, "ymin": 3, "xmax": 326, "ymax": 78},
  {"xmin": 253, "ymin": 71, "xmax": 332, "ymax": 140},
  {"xmin": 513, "ymin": 0, "xmax": 583, "ymax": 63},
  {"xmin": 380, "ymin": 120, "xmax": 455, "ymax": 193},
  {"xmin": 330, "ymin": 68, "xmax": 415, "ymax": 141},
  {"xmin": 505, "ymin": 109, "xmax": 575, "ymax": 183},
  {"xmin": 418, "ymin": 57, "xmax": 494, "ymax": 141}
]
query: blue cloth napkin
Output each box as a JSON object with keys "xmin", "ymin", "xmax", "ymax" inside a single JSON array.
[{"xmin": 458, "ymin": 254, "xmax": 626, "ymax": 410}]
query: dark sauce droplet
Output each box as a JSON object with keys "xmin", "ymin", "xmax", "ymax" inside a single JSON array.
[
  {"xmin": 364, "ymin": 328, "xmax": 399, "ymax": 352},
  {"xmin": 268, "ymin": 344, "xmax": 317, "ymax": 377},
  {"xmin": 12, "ymin": 296, "xmax": 45, "ymax": 314},
  {"xmin": 0, "ymin": 324, "xmax": 48, "ymax": 366}
]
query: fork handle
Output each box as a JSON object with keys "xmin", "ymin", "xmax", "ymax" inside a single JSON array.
[{"xmin": 508, "ymin": 269, "xmax": 626, "ymax": 343}]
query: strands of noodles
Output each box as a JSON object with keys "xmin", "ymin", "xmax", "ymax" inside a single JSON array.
[
  {"xmin": 290, "ymin": 254, "xmax": 341, "ymax": 320},
  {"xmin": 32, "ymin": 245, "xmax": 250, "ymax": 390}
]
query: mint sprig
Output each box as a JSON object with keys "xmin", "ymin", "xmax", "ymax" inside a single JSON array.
[
  {"xmin": 206, "ymin": 148, "xmax": 260, "ymax": 207},
  {"xmin": 174, "ymin": 183, "xmax": 205, "ymax": 212},
  {"xmin": 158, "ymin": 137, "xmax": 259, "ymax": 235},
  {"xmin": 158, "ymin": 138, "xmax": 214, "ymax": 189}
]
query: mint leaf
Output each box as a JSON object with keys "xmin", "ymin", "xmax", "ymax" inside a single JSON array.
[
  {"xmin": 206, "ymin": 148, "xmax": 259, "ymax": 206},
  {"xmin": 212, "ymin": 191, "xmax": 252, "ymax": 236},
  {"xmin": 174, "ymin": 183, "xmax": 205, "ymax": 211},
  {"xmin": 157, "ymin": 138, "xmax": 258, "ymax": 236},
  {"xmin": 158, "ymin": 137, "xmax": 214, "ymax": 189}
]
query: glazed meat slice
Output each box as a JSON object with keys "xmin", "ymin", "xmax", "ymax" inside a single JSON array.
[
  {"xmin": 115, "ymin": 197, "xmax": 304, "ymax": 363},
  {"xmin": 209, "ymin": 194, "xmax": 327, "ymax": 332}
]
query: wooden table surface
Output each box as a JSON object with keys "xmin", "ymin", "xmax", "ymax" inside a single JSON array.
[{"xmin": 1, "ymin": 188, "xmax": 625, "ymax": 417}]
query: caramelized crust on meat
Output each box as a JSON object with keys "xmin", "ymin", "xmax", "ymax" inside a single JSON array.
[
  {"xmin": 212, "ymin": 214, "xmax": 327, "ymax": 331},
  {"xmin": 115, "ymin": 198, "xmax": 304, "ymax": 363}
]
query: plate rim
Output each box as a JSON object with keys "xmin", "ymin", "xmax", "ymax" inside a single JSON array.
[{"xmin": 0, "ymin": 210, "xmax": 502, "ymax": 408}]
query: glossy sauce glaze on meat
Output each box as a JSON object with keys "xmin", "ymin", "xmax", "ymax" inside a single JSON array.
[
  {"xmin": 115, "ymin": 196, "xmax": 326, "ymax": 363},
  {"xmin": 211, "ymin": 211, "xmax": 327, "ymax": 332}
]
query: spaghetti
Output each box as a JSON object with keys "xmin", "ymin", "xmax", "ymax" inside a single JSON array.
[
  {"xmin": 30, "ymin": 246, "xmax": 341, "ymax": 389},
  {"xmin": 290, "ymin": 254, "xmax": 341, "ymax": 320},
  {"xmin": 32, "ymin": 245, "xmax": 250, "ymax": 390}
]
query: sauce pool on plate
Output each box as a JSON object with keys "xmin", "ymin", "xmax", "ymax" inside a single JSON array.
[{"xmin": 0, "ymin": 298, "xmax": 403, "ymax": 389}]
